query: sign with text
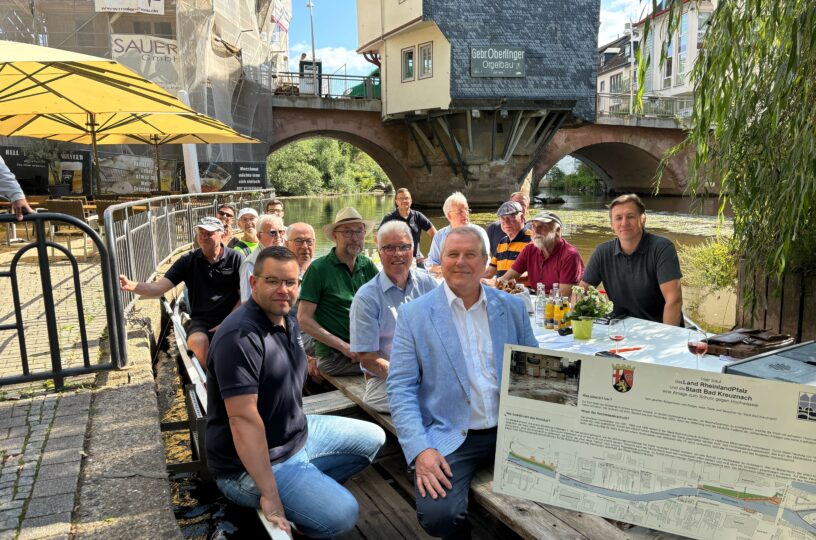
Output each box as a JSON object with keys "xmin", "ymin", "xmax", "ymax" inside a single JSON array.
[
  {"xmin": 95, "ymin": 0, "xmax": 164, "ymax": 15},
  {"xmin": 470, "ymin": 46, "xmax": 525, "ymax": 77},
  {"xmin": 197, "ymin": 162, "xmax": 267, "ymax": 192},
  {"xmin": 1, "ymin": 146, "xmax": 91, "ymax": 194},
  {"xmin": 111, "ymin": 34, "xmax": 180, "ymax": 91},
  {"xmin": 495, "ymin": 345, "xmax": 816, "ymax": 539}
]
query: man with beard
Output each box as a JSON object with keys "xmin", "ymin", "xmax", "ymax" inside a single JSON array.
[
  {"xmin": 207, "ymin": 246, "xmax": 386, "ymax": 538},
  {"xmin": 240, "ymin": 214, "xmax": 287, "ymax": 303},
  {"xmin": 498, "ymin": 211, "xmax": 583, "ymax": 296},
  {"xmin": 298, "ymin": 208, "xmax": 378, "ymax": 375},
  {"xmin": 119, "ymin": 217, "xmax": 243, "ymax": 369},
  {"xmin": 232, "ymin": 208, "xmax": 260, "ymax": 256},
  {"xmin": 484, "ymin": 201, "xmax": 532, "ymax": 279}
]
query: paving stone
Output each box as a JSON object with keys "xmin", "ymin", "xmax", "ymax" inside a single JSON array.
[
  {"xmin": 8, "ymin": 426, "xmax": 28, "ymax": 439},
  {"xmin": 0, "ymin": 500, "xmax": 24, "ymax": 511},
  {"xmin": 14, "ymin": 484, "xmax": 31, "ymax": 498},
  {"xmin": 0, "ymin": 437, "xmax": 25, "ymax": 453},
  {"xmin": 0, "ymin": 488, "xmax": 12, "ymax": 500},
  {"xmin": 0, "ymin": 520, "xmax": 18, "ymax": 532},
  {"xmin": 47, "ymin": 423, "xmax": 85, "ymax": 439},
  {"xmin": 23, "ymin": 494, "xmax": 75, "ymax": 519},
  {"xmin": 30, "ymin": 475, "xmax": 78, "ymax": 498},
  {"xmin": 18, "ymin": 512, "xmax": 71, "ymax": 540},
  {"xmin": 36, "ymin": 462, "xmax": 80, "ymax": 481},
  {"xmin": 0, "ymin": 529, "xmax": 16, "ymax": 540},
  {"xmin": 0, "ymin": 507, "xmax": 22, "ymax": 521},
  {"xmin": 44, "ymin": 435, "xmax": 84, "ymax": 452},
  {"xmin": 39, "ymin": 449, "xmax": 82, "ymax": 467},
  {"xmin": 17, "ymin": 475, "xmax": 33, "ymax": 486}
]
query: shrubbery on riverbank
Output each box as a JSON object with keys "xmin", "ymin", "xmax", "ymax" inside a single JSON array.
[{"xmin": 267, "ymin": 139, "xmax": 389, "ymax": 195}]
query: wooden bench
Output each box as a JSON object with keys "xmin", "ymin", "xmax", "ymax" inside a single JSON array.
[{"xmin": 322, "ymin": 373, "xmax": 628, "ymax": 540}]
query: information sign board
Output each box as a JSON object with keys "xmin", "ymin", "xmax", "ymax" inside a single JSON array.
[{"xmin": 470, "ymin": 46, "xmax": 525, "ymax": 77}]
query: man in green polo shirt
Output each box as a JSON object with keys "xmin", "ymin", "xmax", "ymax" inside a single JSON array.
[{"xmin": 298, "ymin": 207, "xmax": 378, "ymax": 375}]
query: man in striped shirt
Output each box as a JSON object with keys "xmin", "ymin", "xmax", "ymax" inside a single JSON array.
[{"xmin": 484, "ymin": 201, "xmax": 531, "ymax": 279}]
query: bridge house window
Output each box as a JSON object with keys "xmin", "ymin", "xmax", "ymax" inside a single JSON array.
[
  {"xmin": 662, "ymin": 37, "xmax": 673, "ymax": 89},
  {"xmin": 401, "ymin": 46, "xmax": 415, "ymax": 82},
  {"xmin": 677, "ymin": 13, "xmax": 688, "ymax": 84},
  {"xmin": 419, "ymin": 42, "xmax": 433, "ymax": 79}
]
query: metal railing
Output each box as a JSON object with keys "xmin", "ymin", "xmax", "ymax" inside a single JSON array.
[
  {"xmin": 103, "ymin": 189, "xmax": 277, "ymax": 367},
  {"xmin": 596, "ymin": 93, "xmax": 694, "ymax": 119},
  {"xmin": 0, "ymin": 213, "xmax": 122, "ymax": 389},
  {"xmin": 273, "ymin": 71, "xmax": 381, "ymax": 99}
]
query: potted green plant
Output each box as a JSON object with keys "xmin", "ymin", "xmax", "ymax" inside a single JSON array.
[{"xmin": 568, "ymin": 285, "xmax": 613, "ymax": 340}]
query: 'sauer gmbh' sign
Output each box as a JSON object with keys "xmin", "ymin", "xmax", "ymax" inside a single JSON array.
[
  {"xmin": 95, "ymin": 0, "xmax": 165, "ymax": 15},
  {"xmin": 470, "ymin": 46, "xmax": 526, "ymax": 77}
]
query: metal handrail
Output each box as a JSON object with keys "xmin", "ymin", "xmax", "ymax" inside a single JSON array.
[
  {"xmin": 103, "ymin": 189, "xmax": 277, "ymax": 367},
  {"xmin": 596, "ymin": 92, "xmax": 694, "ymax": 119},
  {"xmin": 273, "ymin": 71, "xmax": 381, "ymax": 99},
  {"xmin": 0, "ymin": 213, "xmax": 122, "ymax": 389}
]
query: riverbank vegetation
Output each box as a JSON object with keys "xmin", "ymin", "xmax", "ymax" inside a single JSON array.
[
  {"xmin": 266, "ymin": 138, "xmax": 390, "ymax": 195},
  {"xmin": 547, "ymin": 163, "xmax": 603, "ymax": 192}
]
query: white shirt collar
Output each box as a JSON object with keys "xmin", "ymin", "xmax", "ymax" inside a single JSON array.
[{"xmin": 443, "ymin": 280, "xmax": 487, "ymax": 309}]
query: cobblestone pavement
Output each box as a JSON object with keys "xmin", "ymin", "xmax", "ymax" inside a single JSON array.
[{"xmin": 0, "ymin": 391, "xmax": 91, "ymax": 540}]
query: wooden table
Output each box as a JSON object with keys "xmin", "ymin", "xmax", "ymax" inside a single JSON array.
[{"xmin": 534, "ymin": 317, "xmax": 736, "ymax": 373}]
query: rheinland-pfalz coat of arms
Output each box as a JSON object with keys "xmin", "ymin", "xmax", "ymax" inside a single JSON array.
[{"xmin": 612, "ymin": 364, "xmax": 635, "ymax": 393}]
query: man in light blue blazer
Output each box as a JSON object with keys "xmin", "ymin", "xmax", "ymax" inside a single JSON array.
[{"xmin": 387, "ymin": 227, "xmax": 538, "ymax": 538}]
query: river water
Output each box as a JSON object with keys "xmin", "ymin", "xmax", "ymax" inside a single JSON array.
[{"xmin": 278, "ymin": 191, "xmax": 735, "ymax": 330}]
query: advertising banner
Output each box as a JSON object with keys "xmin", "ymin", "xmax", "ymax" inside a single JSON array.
[
  {"xmin": 98, "ymin": 154, "xmax": 174, "ymax": 194},
  {"xmin": 197, "ymin": 162, "xmax": 267, "ymax": 192},
  {"xmin": 111, "ymin": 34, "xmax": 180, "ymax": 91},
  {"xmin": 495, "ymin": 345, "xmax": 816, "ymax": 539},
  {"xmin": 1, "ymin": 146, "xmax": 91, "ymax": 194},
  {"xmin": 95, "ymin": 0, "xmax": 165, "ymax": 15}
]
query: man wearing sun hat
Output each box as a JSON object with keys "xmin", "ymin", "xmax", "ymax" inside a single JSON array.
[
  {"xmin": 119, "ymin": 216, "xmax": 244, "ymax": 368},
  {"xmin": 497, "ymin": 211, "xmax": 584, "ymax": 297},
  {"xmin": 298, "ymin": 207, "xmax": 379, "ymax": 375}
]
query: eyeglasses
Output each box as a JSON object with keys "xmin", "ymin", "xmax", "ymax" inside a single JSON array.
[
  {"xmin": 335, "ymin": 229, "xmax": 366, "ymax": 238},
  {"xmin": 258, "ymin": 277, "xmax": 297, "ymax": 289},
  {"xmin": 379, "ymin": 244, "xmax": 412, "ymax": 254},
  {"xmin": 261, "ymin": 229, "xmax": 287, "ymax": 237},
  {"xmin": 217, "ymin": 211, "xmax": 234, "ymax": 219},
  {"xmin": 290, "ymin": 237, "xmax": 315, "ymax": 246},
  {"xmin": 450, "ymin": 208, "xmax": 470, "ymax": 216}
]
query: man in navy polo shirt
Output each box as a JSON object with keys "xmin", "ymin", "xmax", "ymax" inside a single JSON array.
[
  {"xmin": 379, "ymin": 188, "xmax": 436, "ymax": 265},
  {"xmin": 119, "ymin": 216, "xmax": 243, "ymax": 368},
  {"xmin": 207, "ymin": 247, "xmax": 385, "ymax": 538}
]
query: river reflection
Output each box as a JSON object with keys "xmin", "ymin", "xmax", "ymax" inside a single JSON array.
[{"xmin": 279, "ymin": 192, "xmax": 735, "ymax": 330}]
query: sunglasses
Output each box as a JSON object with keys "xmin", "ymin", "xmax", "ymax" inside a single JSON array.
[{"xmin": 217, "ymin": 210, "xmax": 234, "ymax": 219}]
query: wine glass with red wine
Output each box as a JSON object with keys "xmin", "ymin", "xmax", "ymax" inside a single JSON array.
[
  {"xmin": 687, "ymin": 329, "xmax": 708, "ymax": 362},
  {"xmin": 608, "ymin": 319, "xmax": 626, "ymax": 354}
]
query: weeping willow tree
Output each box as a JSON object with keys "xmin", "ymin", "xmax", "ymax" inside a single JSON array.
[{"xmin": 641, "ymin": 1, "xmax": 816, "ymax": 296}]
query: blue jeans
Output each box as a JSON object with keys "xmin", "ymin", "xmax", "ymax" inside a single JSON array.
[
  {"xmin": 216, "ymin": 415, "xmax": 386, "ymax": 538},
  {"xmin": 414, "ymin": 428, "xmax": 497, "ymax": 539}
]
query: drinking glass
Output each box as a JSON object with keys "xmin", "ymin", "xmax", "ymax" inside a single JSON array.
[
  {"xmin": 608, "ymin": 319, "xmax": 626, "ymax": 354},
  {"xmin": 687, "ymin": 329, "xmax": 708, "ymax": 363}
]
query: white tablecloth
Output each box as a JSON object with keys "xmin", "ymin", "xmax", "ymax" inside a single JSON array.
[{"xmin": 533, "ymin": 317, "xmax": 736, "ymax": 373}]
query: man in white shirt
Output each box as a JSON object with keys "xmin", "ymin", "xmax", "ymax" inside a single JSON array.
[
  {"xmin": 239, "ymin": 214, "xmax": 286, "ymax": 303},
  {"xmin": 387, "ymin": 227, "xmax": 538, "ymax": 538},
  {"xmin": 426, "ymin": 191, "xmax": 490, "ymax": 272}
]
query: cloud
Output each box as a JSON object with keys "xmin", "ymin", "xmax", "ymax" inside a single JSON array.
[
  {"xmin": 288, "ymin": 41, "xmax": 375, "ymax": 76},
  {"xmin": 599, "ymin": 0, "xmax": 648, "ymax": 46}
]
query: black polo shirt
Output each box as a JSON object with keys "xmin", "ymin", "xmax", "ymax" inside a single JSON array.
[
  {"xmin": 205, "ymin": 299, "xmax": 308, "ymax": 476},
  {"xmin": 164, "ymin": 246, "xmax": 243, "ymax": 325},
  {"xmin": 582, "ymin": 231, "xmax": 682, "ymax": 323},
  {"xmin": 380, "ymin": 208, "xmax": 433, "ymax": 257}
]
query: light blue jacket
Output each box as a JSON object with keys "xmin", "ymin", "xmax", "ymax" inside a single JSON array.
[{"xmin": 387, "ymin": 284, "xmax": 538, "ymax": 464}]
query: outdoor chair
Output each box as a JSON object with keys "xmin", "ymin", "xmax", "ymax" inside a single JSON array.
[{"xmin": 43, "ymin": 199, "xmax": 98, "ymax": 257}]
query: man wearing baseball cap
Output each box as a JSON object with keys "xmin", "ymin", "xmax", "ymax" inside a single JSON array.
[
  {"xmin": 484, "ymin": 201, "xmax": 533, "ymax": 279},
  {"xmin": 119, "ymin": 216, "xmax": 244, "ymax": 368},
  {"xmin": 298, "ymin": 207, "xmax": 378, "ymax": 375},
  {"xmin": 498, "ymin": 211, "xmax": 584, "ymax": 297},
  {"xmin": 231, "ymin": 207, "xmax": 260, "ymax": 256}
]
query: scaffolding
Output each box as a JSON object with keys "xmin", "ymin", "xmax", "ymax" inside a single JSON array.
[{"xmin": 0, "ymin": 0, "xmax": 290, "ymax": 186}]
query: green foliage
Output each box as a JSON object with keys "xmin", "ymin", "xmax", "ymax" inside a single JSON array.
[
  {"xmin": 645, "ymin": 1, "xmax": 816, "ymax": 282},
  {"xmin": 569, "ymin": 286, "xmax": 614, "ymax": 320},
  {"xmin": 549, "ymin": 163, "xmax": 602, "ymax": 192},
  {"xmin": 678, "ymin": 237, "xmax": 736, "ymax": 292},
  {"xmin": 266, "ymin": 138, "xmax": 389, "ymax": 196}
]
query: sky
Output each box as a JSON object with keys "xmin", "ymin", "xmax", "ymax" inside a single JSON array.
[{"xmin": 286, "ymin": 1, "xmax": 648, "ymax": 76}]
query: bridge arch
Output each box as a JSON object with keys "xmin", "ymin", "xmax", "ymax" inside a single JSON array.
[
  {"xmin": 532, "ymin": 124, "xmax": 690, "ymax": 195},
  {"xmin": 267, "ymin": 108, "xmax": 414, "ymax": 194}
]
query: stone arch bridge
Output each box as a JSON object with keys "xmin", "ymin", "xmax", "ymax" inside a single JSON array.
[{"xmin": 264, "ymin": 97, "xmax": 690, "ymax": 208}]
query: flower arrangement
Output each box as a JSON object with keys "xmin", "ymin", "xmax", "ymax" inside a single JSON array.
[{"xmin": 568, "ymin": 285, "xmax": 613, "ymax": 320}]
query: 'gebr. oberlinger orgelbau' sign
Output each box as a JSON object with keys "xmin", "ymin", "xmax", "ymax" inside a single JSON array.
[{"xmin": 470, "ymin": 46, "xmax": 526, "ymax": 77}]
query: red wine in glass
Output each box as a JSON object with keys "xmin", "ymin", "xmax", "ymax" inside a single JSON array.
[
  {"xmin": 608, "ymin": 319, "xmax": 625, "ymax": 354},
  {"xmin": 687, "ymin": 341, "xmax": 708, "ymax": 356}
]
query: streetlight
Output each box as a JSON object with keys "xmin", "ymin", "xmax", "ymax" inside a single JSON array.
[{"xmin": 306, "ymin": 0, "xmax": 318, "ymax": 96}]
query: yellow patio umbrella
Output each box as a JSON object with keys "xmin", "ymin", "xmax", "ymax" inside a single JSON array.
[
  {"xmin": 0, "ymin": 40, "xmax": 217, "ymax": 193},
  {"xmin": 0, "ymin": 112, "xmax": 260, "ymax": 190}
]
